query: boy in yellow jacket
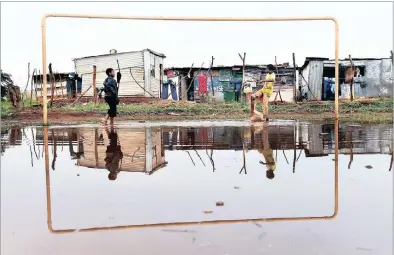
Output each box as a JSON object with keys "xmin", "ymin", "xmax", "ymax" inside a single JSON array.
[{"xmin": 251, "ymin": 64, "xmax": 275, "ymax": 121}]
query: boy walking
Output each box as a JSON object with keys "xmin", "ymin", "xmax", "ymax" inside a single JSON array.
[{"xmin": 101, "ymin": 68, "xmax": 119, "ymax": 126}]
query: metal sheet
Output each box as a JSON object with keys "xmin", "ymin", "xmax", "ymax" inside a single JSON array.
[
  {"xmin": 75, "ymin": 51, "xmax": 146, "ymax": 97},
  {"xmin": 306, "ymin": 60, "xmax": 324, "ymax": 100},
  {"xmin": 208, "ymin": 76, "xmax": 221, "ymax": 92},
  {"xmin": 220, "ymin": 81, "xmax": 233, "ymax": 92},
  {"xmin": 219, "ymin": 69, "xmax": 232, "ymax": 81},
  {"xmin": 224, "ymin": 91, "xmax": 235, "ymax": 102},
  {"xmin": 149, "ymin": 53, "xmax": 164, "ymax": 98},
  {"xmin": 36, "ymin": 81, "xmax": 67, "ymax": 97}
]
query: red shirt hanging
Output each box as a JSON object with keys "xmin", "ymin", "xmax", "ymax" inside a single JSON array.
[{"xmin": 198, "ymin": 75, "xmax": 208, "ymax": 95}]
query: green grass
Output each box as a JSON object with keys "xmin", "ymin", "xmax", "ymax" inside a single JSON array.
[
  {"xmin": 61, "ymin": 98, "xmax": 393, "ymax": 116},
  {"xmin": 1, "ymin": 101, "xmax": 13, "ymax": 117},
  {"xmin": 1, "ymin": 98, "xmax": 41, "ymax": 117},
  {"xmin": 61, "ymin": 101, "xmax": 251, "ymax": 115}
]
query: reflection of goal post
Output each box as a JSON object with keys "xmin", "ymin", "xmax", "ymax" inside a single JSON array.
[
  {"xmin": 43, "ymin": 119, "xmax": 339, "ymax": 234},
  {"xmin": 40, "ymin": 14, "xmax": 340, "ymax": 125}
]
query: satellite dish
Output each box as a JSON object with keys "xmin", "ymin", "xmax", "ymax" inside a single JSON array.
[{"xmin": 109, "ymin": 49, "xmax": 117, "ymax": 54}]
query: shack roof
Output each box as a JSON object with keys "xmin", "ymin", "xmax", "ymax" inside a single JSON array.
[
  {"xmin": 299, "ymin": 56, "xmax": 392, "ymax": 70},
  {"xmin": 165, "ymin": 63, "xmax": 293, "ymax": 72},
  {"xmin": 73, "ymin": 48, "xmax": 166, "ymax": 61}
]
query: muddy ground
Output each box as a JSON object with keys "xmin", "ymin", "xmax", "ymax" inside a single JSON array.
[{"xmin": 3, "ymin": 106, "xmax": 392, "ymax": 126}]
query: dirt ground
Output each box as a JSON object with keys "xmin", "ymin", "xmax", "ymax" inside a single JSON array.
[
  {"xmin": 2, "ymin": 106, "xmax": 311, "ymax": 124},
  {"xmin": 5, "ymin": 106, "xmax": 386, "ymax": 126}
]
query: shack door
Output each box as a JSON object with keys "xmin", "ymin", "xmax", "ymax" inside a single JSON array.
[{"xmin": 307, "ymin": 60, "xmax": 324, "ymax": 101}]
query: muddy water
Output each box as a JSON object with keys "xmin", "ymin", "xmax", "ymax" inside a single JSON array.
[{"xmin": 1, "ymin": 121, "xmax": 393, "ymax": 255}]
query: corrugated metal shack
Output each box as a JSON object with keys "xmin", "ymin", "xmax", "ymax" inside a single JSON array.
[
  {"xmin": 73, "ymin": 49, "xmax": 165, "ymax": 100},
  {"xmin": 298, "ymin": 57, "xmax": 393, "ymax": 101},
  {"xmin": 166, "ymin": 63, "xmax": 296, "ymax": 102}
]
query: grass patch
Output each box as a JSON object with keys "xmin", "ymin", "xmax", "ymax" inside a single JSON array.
[
  {"xmin": 61, "ymin": 98, "xmax": 393, "ymax": 116},
  {"xmin": 1, "ymin": 98, "xmax": 41, "ymax": 118},
  {"xmin": 1, "ymin": 101, "xmax": 13, "ymax": 117},
  {"xmin": 61, "ymin": 101, "xmax": 250, "ymax": 115}
]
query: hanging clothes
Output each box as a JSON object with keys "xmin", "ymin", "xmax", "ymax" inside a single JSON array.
[{"xmin": 198, "ymin": 75, "xmax": 208, "ymax": 95}]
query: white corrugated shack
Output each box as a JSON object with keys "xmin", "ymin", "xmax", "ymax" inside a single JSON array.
[{"xmin": 73, "ymin": 49, "xmax": 166, "ymax": 98}]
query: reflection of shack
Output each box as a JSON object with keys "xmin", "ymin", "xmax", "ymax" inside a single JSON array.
[
  {"xmin": 9, "ymin": 127, "xmax": 22, "ymax": 146},
  {"xmin": 305, "ymin": 124, "xmax": 393, "ymax": 156},
  {"xmin": 35, "ymin": 128, "xmax": 83, "ymax": 155},
  {"xmin": 77, "ymin": 128, "xmax": 166, "ymax": 174},
  {"xmin": 163, "ymin": 125, "xmax": 306, "ymax": 151},
  {"xmin": 1, "ymin": 127, "xmax": 23, "ymax": 154}
]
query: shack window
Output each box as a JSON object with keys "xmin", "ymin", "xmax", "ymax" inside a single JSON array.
[
  {"xmin": 150, "ymin": 57, "xmax": 156, "ymax": 78},
  {"xmin": 322, "ymin": 65, "xmax": 365, "ymax": 81}
]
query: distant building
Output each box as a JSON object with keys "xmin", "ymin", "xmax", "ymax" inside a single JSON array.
[
  {"xmin": 167, "ymin": 64, "xmax": 296, "ymax": 103},
  {"xmin": 33, "ymin": 72, "xmax": 69, "ymax": 100},
  {"xmin": 298, "ymin": 57, "xmax": 393, "ymax": 101},
  {"xmin": 73, "ymin": 49, "xmax": 166, "ymax": 101}
]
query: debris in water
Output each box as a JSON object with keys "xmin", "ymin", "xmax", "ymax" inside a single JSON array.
[
  {"xmin": 216, "ymin": 201, "xmax": 224, "ymax": 206},
  {"xmin": 234, "ymin": 186, "xmax": 240, "ymax": 189},
  {"xmin": 365, "ymin": 165, "xmax": 373, "ymax": 169},
  {"xmin": 258, "ymin": 232, "xmax": 267, "ymax": 240},
  {"xmin": 77, "ymin": 174, "xmax": 80, "ymax": 176},
  {"xmin": 203, "ymin": 210, "xmax": 213, "ymax": 214},
  {"xmin": 252, "ymin": 221, "xmax": 262, "ymax": 228}
]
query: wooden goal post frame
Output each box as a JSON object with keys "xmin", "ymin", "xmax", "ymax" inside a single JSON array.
[
  {"xmin": 43, "ymin": 119, "xmax": 339, "ymax": 233},
  {"xmin": 41, "ymin": 14, "xmax": 340, "ymax": 125}
]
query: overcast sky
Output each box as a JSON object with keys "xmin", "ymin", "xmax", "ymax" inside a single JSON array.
[{"xmin": 1, "ymin": 1, "xmax": 392, "ymax": 87}]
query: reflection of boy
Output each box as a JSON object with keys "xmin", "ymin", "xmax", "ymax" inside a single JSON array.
[
  {"xmin": 257, "ymin": 123, "xmax": 276, "ymax": 179},
  {"xmin": 104, "ymin": 127, "xmax": 123, "ymax": 181}
]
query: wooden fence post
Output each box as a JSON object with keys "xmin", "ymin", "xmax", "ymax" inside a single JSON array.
[
  {"xmin": 93, "ymin": 65, "xmax": 97, "ymax": 104},
  {"xmin": 292, "ymin": 53, "xmax": 297, "ymax": 102}
]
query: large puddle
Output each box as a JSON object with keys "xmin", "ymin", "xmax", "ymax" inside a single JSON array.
[{"xmin": 1, "ymin": 121, "xmax": 393, "ymax": 254}]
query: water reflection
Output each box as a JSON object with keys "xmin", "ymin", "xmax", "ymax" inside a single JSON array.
[
  {"xmin": 1, "ymin": 121, "xmax": 393, "ymax": 234},
  {"xmin": 3, "ymin": 122, "xmax": 390, "ymax": 175},
  {"xmin": 103, "ymin": 127, "xmax": 123, "ymax": 181}
]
